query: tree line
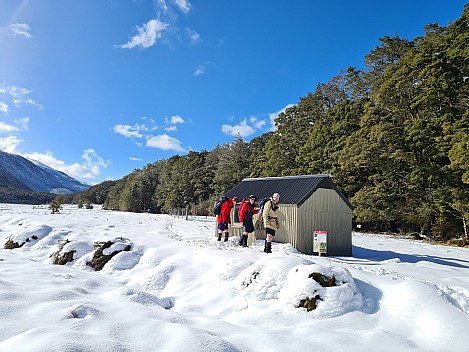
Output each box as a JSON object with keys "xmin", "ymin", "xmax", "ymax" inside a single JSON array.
[{"xmin": 68, "ymin": 6, "xmax": 468, "ymax": 242}]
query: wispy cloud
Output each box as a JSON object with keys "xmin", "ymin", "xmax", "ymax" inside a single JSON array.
[
  {"xmin": 113, "ymin": 124, "xmax": 148, "ymax": 138},
  {"xmin": 269, "ymin": 104, "xmax": 294, "ymax": 131},
  {"xmin": 0, "ymin": 118, "xmax": 29, "ymax": 134},
  {"xmin": 169, "ymin": 115, "xmax": 185, "ymax": 124},
  {"xmin": 0, "ymin": 135, "xmax": 23, "ymax": 153},
  {"xmin": 146, "ymin": 134, "xmax": 185, "ymax": 152},
  {"xmin": 120, "ymin": 0, "xmax": 194, "ymax": 49},
  {"xmin": 251, "ymin": 116, "xmax": 266, "ymax": 129},
  {"xmin": 0, "ymin": 121, "xmax": 19, "ymax": 133},
  {"xmin": 0, "ymin": 102, "xmax": 9, "ymax": 114},
  {"xmin": 24, "ymin": 149, "xmax": 110, "ymax": 180},
  {"xmin": 14, "ymin": 117, "xmax": 29, "ymax": 130},
  {"xmin": 119, "ymin": 19, "xmax": 168, "ymax": 49},
  {"xmin": 129, "ymin": 157, "xmax": 143, "ymax": 161},
  {"xmin": 0, "ymin": 85, "xmax": 44, "ymax": 110},
  {"xmin": 186, "ymin": 28, "xmax": 200, "ymax": 45},
  {"xmin": 6, "ymin": 23, "xmax": 33, "ymax": 38},
  {"xmin": 193, "ymin": 61, "xmax": 213, "ymax": 76},
  {"xmin": 220, "ymin": 114, "xmax": 271, "ymax": 138},
  {"xmin": 194, "ymin": 66, "xmax": 205, "ymax": 76},
  {"xmin": 173, "ymin": 0, "xmax": 192, "ymax": 14},
  {"xmin": 221, "ymin": 119, "xmax": 255, "ymax": 138},
  {"xmin": 114, "ymin": 115, "xmax": 185, "ymax": 152}
]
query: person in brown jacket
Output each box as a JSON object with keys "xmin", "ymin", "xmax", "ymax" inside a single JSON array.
[{"xmin": 262, "ymin": 193, "xmax": 280, "ymax": 253}]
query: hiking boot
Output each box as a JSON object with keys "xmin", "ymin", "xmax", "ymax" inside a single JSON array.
[{"xmin": 240, "ymin": 235, "xmax": 248, "ymax": 247}]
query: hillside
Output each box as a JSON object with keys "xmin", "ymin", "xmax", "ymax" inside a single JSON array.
[{"xmin": 0, "ymin": 150, "xmax": 90, "ymax": 195}]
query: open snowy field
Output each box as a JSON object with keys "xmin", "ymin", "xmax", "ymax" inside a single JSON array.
[{"xmin": 1, "ymin": 204, "xmax": 468, "ymax": 352}]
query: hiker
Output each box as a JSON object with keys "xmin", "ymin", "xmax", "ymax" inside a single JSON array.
[
  {"xmin": 217, "ymin": 196, "xmax": 234, "ymax": 242},
  {"xmin": 232, "ymin": 197, "xmax": 240, "ymax": 223},
  {"xmin": 262, "ymin": 192, "xmax": 280, "ymax": 253},
  {"xmin": 238, "ymin": 195, "xmax": 258, "ymax": 247}
]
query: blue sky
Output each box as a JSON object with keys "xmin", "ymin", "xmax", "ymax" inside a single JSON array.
[{"xmin": 0, "ymin": 0, "xmax": 467, "ymax": 184}]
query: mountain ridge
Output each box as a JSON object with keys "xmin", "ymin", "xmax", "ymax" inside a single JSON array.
[{"xmin": 0, "ymin": 150, "xmax": 90, "ymax": 195}]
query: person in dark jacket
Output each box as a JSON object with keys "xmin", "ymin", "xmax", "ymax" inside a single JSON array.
[
  {"xmin": 217, "ymin": 197, "xmax": 234, "ymax": 242},
  {"xmin": 238, "ymin": 195, "xmax": 258, "ymax": 247}
]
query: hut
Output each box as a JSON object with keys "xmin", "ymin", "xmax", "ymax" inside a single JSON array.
[{"xmin": 224, "ymin": 174, "xmax": 353, "ymax": 256}]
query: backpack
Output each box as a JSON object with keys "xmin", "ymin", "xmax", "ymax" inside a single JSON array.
[
  {"xmin": 238, "ymin": 198, "xmax": 249, "ymax": 222},
  {"xmin": 258, "ymin": 198, "xmax": 270, "ymax": 219},
  {"xmin": 213, "ymin": 196, "xmax": 228, "ymax": 216}
]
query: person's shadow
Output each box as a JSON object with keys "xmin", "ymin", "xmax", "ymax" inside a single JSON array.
[{"xmin": 352, "ymin": 245, "xmax": 469, "ymax": 269}]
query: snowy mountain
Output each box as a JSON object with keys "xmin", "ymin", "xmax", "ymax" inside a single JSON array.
[{"xmin": 0, "ymin": 150, "xmax": 90, "ymax": 194}]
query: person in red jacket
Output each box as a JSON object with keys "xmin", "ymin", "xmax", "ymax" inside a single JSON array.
[
  {"xmin": 217, "ymin": 197, "xmax": 234, "ymax": 242},
  {"xmin": 238, "ymin": 195, "xmax": 258, "ymax": 247}
]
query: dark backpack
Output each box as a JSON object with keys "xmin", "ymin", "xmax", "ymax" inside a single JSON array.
[
  {"xmin": 213, "ymin": 196, "xmax": 228, "ymax": 216},
  {"xmin": 258, "ymin": 198, "xmax": 270, "ymax": 218}
]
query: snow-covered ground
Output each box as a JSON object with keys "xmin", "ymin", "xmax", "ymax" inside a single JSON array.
[{"xmin": 1, "ymin": 204, "xmax": 468, "ymax": 352}]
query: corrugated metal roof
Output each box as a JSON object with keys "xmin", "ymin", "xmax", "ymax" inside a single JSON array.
[{"xmin": 225, "ymin": 174, "xmax": 352, "ymax": 208}]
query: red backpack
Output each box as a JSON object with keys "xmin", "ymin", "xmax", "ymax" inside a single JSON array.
[{"xmin": 238, "ymin": 198, "xmax": 250, "ymax": 222}]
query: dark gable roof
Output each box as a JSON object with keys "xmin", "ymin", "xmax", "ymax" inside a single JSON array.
[{"xmin": 225, "ymin": 174, "xmax": 353, "ymax": 209}]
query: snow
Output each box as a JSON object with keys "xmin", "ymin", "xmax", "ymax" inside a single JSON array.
[{"xmin": 1, "ymin": 204, "xmax": 468, "ymax": 352}]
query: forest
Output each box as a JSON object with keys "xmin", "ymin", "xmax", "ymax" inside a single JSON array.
[{"xmin": 69, "ymin": 6, "xmax": 468, "ymax": 242}]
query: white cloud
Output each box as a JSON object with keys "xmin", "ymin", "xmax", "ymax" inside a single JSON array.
[
  {"xmin": 119, "ymin": 19, "xmax": 168, "ymax": 49},
  {"xmin": 0, "ymin": 102, "xmax": 8, "ymax": 113},
  {"xmin": 193, "ymin": 61, "xmax": 213, "ymax": 76},
  {"xmin": 250, "ymin": 116, "xmax": 266, "ymax": 129},
  {"xmin": 221, "ymin": 119, "xmax": 255, "ymax": 137},
  {"xmin": 14, "ymin": 117, "xmax": 29, "ymax": 130},
  {"xmin": 23, "ymin": 149, "xmax": 110, "ymax": 180},
  {"xmin": 174, "ymin": 0, "xmax": 191, "ymax": 14},
  {"xmin": 113, "ymin": 124, "xmax": 147, "ymax": 138},
  {"xmin": 0, "ymin": 135, "xmax": 23, "ymax": 153},
  {"xmin": 157, "ymin": 0, "xmax": 169, "ymax": 12},
  {"xmin": 0, "ymin": 85, "xmax": 43, "ymax": 110},
  {"xmin": 170, "ymin": 115, "xmax": 185, "ymax": 124},
  {"xmin": 129, "ymin": 157, "xmax": 143, "ymax": 161},
  {"xmin": 23, "ymin": 98, "xmax": 44, "ymax": 110},
  {"xmin": 165, "ymin": 126, "xmax": 177, "ymax": 132},
  {"xmin": 186, "ymin": 28, "xmax": 200, "ymax": 44},
  {"xmin": 0, "ymin": 85, "xmax": 29, "ymax": 99},
  {"xmin": 8, "ymin": 23, "xmax": 33, "ymax": 38},
  {"xmin": 0, "ymin": 121, "xmax": 18, "ymax": 133},
  {"xmin": 0, "ymin": 118, "xmax": 29, "ymax": 134},
  {"xmin": 269, "ymin": 104, "xmax": 294, "ymax": 131},
  {"xmin": 194, "ymin": 66, "xmax": 205, "ymax": 76},
  {"xmin": 146, "ymin": 134, "xmax": 185, "ymax": 152}
]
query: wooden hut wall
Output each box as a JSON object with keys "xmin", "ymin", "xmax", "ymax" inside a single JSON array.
[
  {"xmin": 297, "ymin": 188, "xmax": 352, "ymax": 256},
  {"xmin": 252, "ymin": 204, "xmax": 297, "ymax": 244}
]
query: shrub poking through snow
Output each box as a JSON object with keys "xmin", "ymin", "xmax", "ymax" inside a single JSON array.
[
  {"xmin": 299, "ymin": 294, "xmax": 322, "ymax": 312},
  {"xmin": 4, "ymin": 238, "xmax": 22, "ymax": 249},
  {"xmin": 309, "ymin": 272, "xmax": 336, "ymax": 287},
  {"xmin": 87, "ymin": 238, "xmax": 132, "ymax": 271},
  {"xmin": 4, "ymin": 235, "xmax": 38, "ymax": 249},
  {"xmin": 296, "ymin": 273, "xmax": 337, "ymax": 312},
  {"xmin": 50, "ymin": 239, "xmax": 76, "ymax": 265},
  {"xmin": 49, "ymin": 199, "xmax": 63, "ymax": 214}
]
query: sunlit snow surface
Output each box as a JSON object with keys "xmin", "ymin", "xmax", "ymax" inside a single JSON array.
[{"xmin": 1, "ymin": 204, "xmax": 468, "ymax": 352}]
